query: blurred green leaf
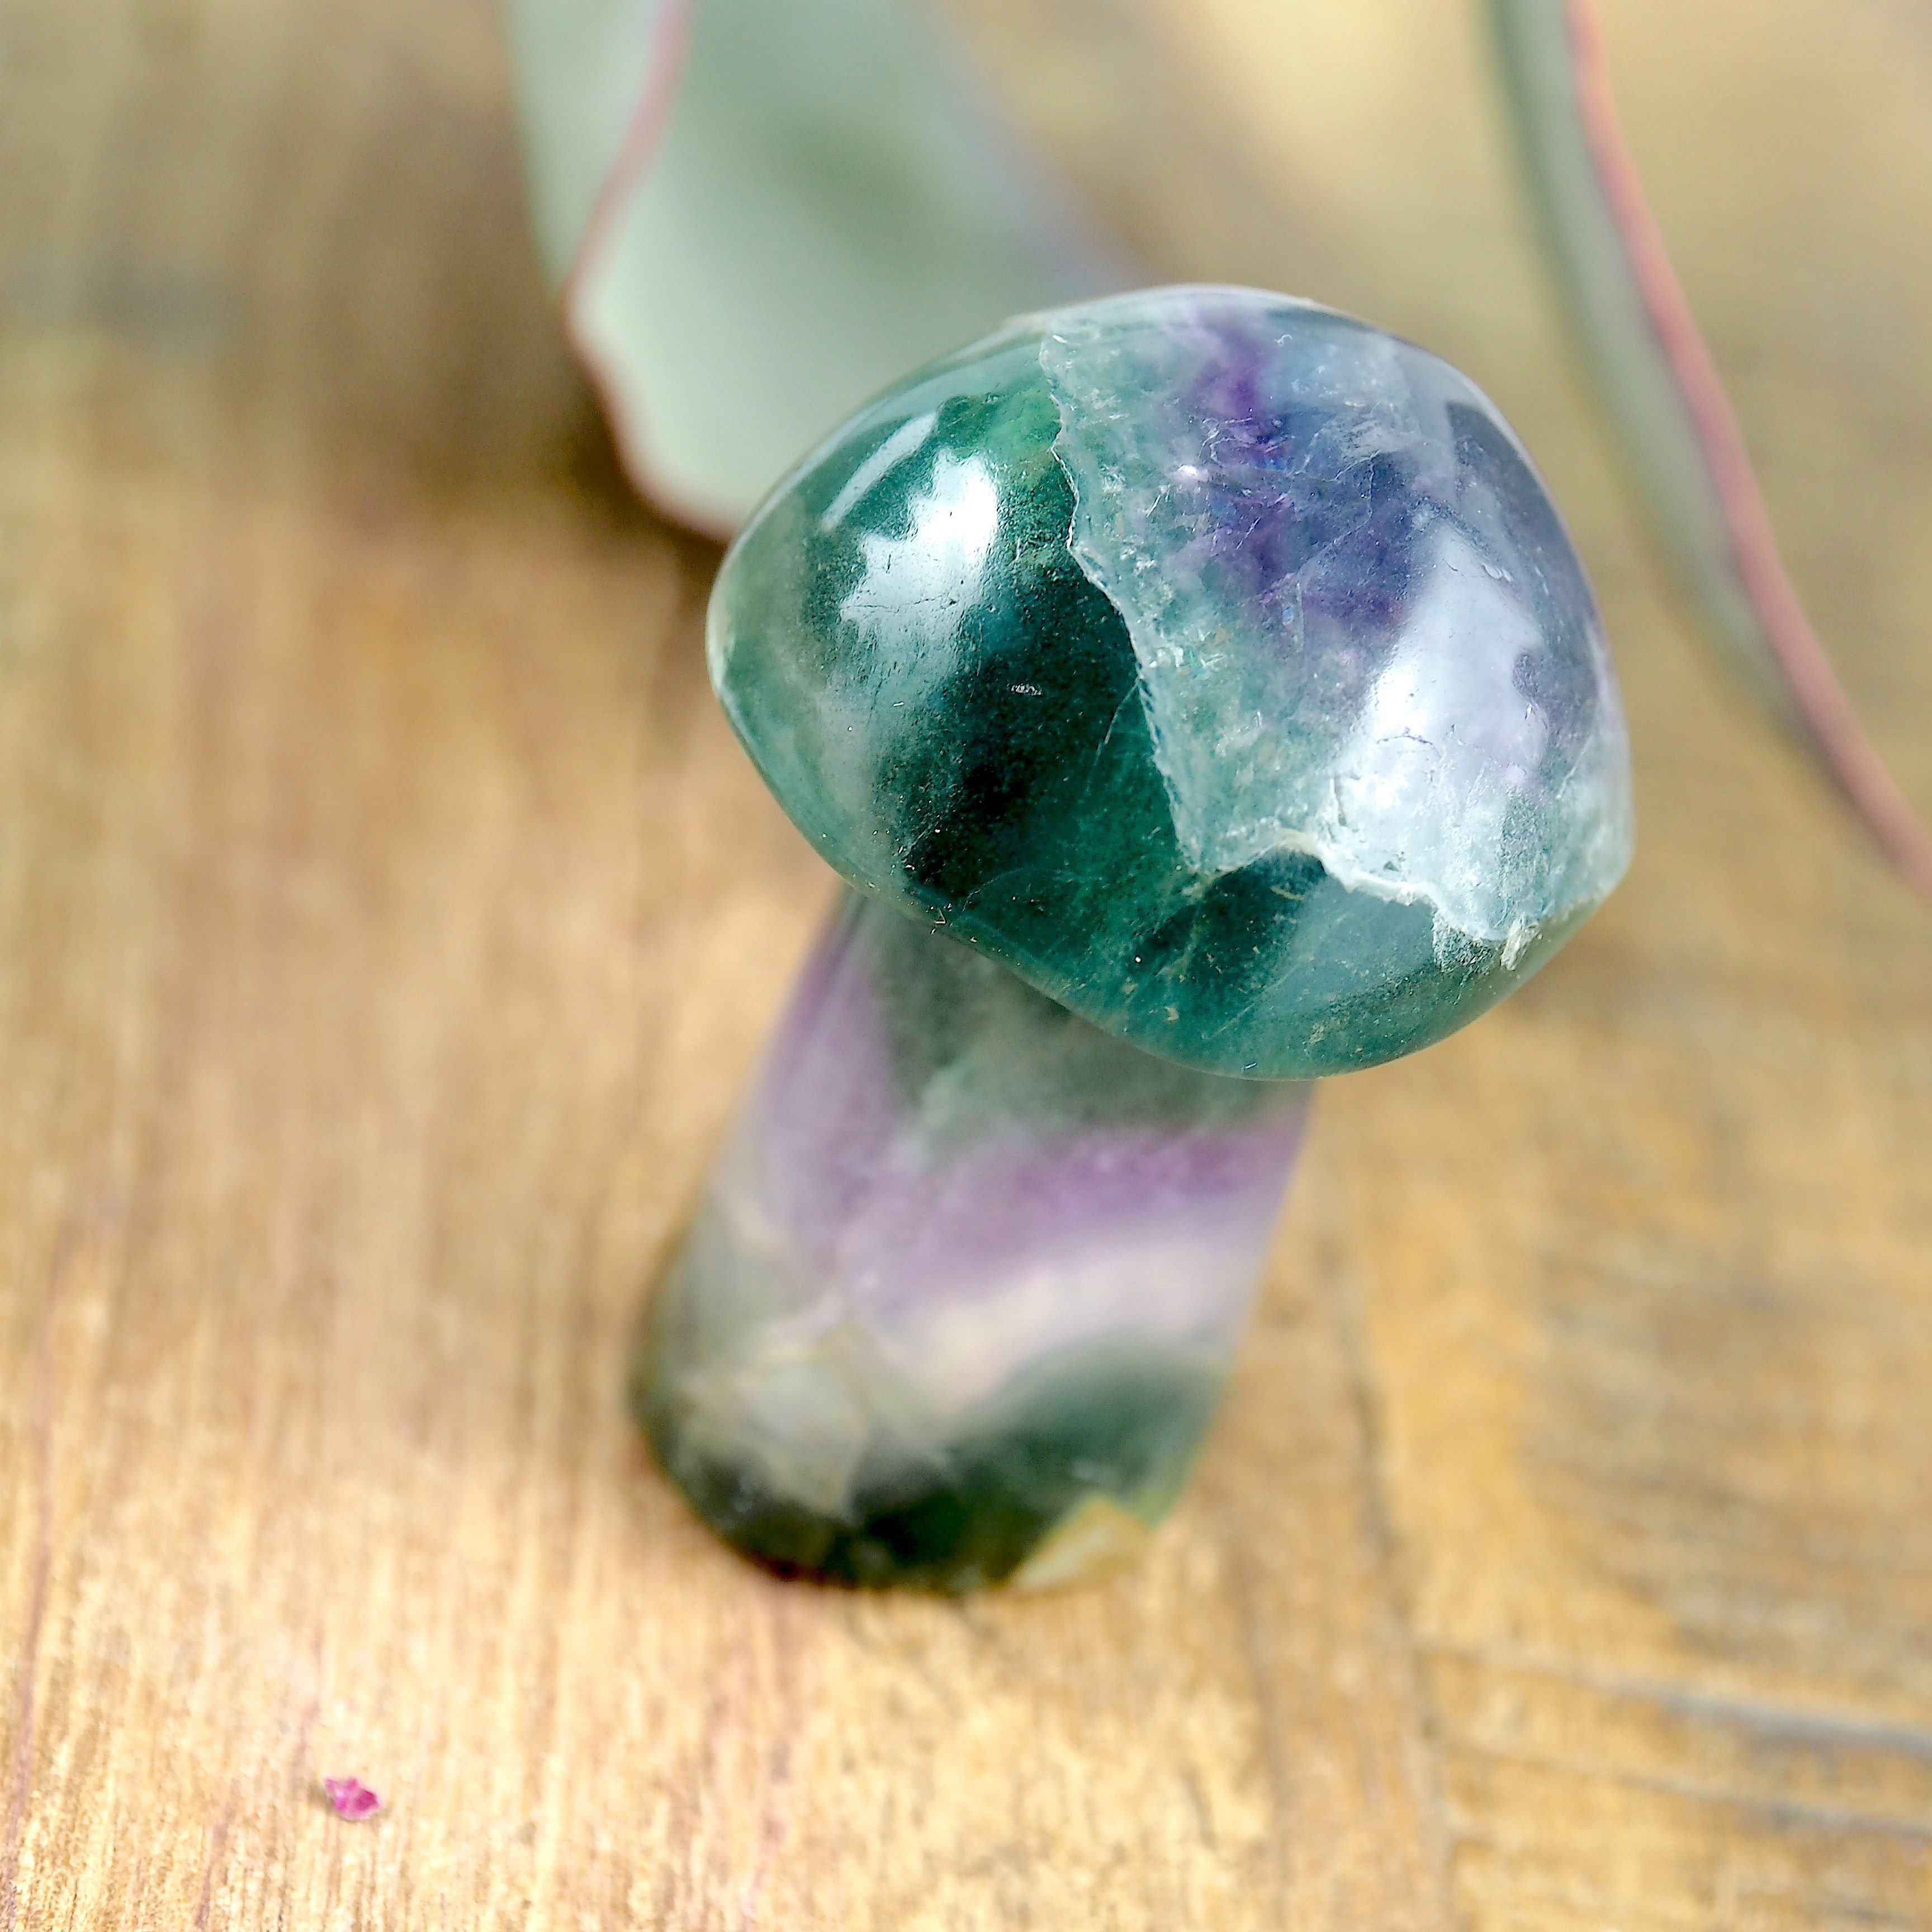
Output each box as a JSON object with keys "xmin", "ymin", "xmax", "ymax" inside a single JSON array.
[{"xmin": 504, "ymin": 0, "xmax": 1128, "ymax": 532}]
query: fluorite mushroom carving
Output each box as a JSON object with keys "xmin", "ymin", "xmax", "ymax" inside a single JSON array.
[{"xmin": 636, "ymin": 286, "xmax": 1634, "ymax": 1592}]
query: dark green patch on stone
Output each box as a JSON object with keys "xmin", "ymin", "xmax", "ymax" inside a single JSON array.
[{"xmin": 634, "ymin": 1330, "xmax": 1224, "ymax": 1594}]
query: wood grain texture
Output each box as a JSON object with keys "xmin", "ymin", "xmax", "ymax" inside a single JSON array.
[{"xmin": 1, "ymin": 0, "xmax": 1928, "ymax": 1925}]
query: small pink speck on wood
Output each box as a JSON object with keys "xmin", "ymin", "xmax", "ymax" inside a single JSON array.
[{"xmin": 324, "ymin": 1777, "xmax": 382, "ymax": 1821}]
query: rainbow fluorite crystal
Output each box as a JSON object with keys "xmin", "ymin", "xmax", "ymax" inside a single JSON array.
[{"xmin": 639, "ymin": 287, "xmax": 1632, "ymax": 1588}]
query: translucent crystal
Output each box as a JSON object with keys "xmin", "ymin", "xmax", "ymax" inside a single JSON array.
[
  {"xmin": 646, "ymin": 287, "xmax": 1634, "ymax": 1592},
  {"xmin": 710, "ymin": 286, "xmax": 1633, "ymax": 1077},
  {"xmin": 638, "ymin": 892, "xmax": 1309, "ymax": 1591}
]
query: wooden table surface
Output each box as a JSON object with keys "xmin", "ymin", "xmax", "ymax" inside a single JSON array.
[{"xmin": 3, "ymin": 0, "xmax": 1929, "ymax": 1924}]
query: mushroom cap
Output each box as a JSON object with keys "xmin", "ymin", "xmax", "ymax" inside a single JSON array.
[{"xmin": 709, "ymin": 286, "xmax": 1633, "ymax": 1079}]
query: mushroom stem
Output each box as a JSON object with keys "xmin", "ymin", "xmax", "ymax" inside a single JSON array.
[{"xmin": 635, "ymin": 889, "xmax": 1310, "ymax": 1592}]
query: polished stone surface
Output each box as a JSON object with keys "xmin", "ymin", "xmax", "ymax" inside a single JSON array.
[
  {"xmin": 710, "ymin": 286, "xmax": 1633, "ymax": 1077},
  {"xmin": 637, "ymin": 892, "xmax": 1309, "ymax": 1592}
]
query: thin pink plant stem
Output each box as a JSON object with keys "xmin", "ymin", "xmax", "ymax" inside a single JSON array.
[
  {"xmin": 564, "ymin": 1, "xmax": 693, "ymax": 310},
  {"xmin": 1565, "ymin": 0, "xmax": 1932, "ymax": 902},
  {"xmin": 560, "ymin": 0, "xmax": 736, "ymax": 540}
]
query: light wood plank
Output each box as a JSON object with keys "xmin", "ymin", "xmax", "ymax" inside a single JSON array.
[{"xmin": 2, "ymin": 0, "xmax": 1929, "ymax": 1924}]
